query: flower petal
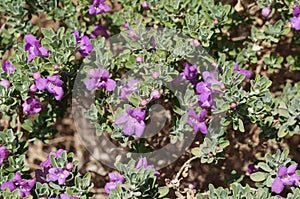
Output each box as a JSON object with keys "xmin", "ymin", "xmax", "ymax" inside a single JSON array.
[
  {"xmin": 271, "ymin": 178, "xmax": 284, "ymax": 194},
  {"xmin": 278, "ymin": 166, "xmax": 287, "ymax": 177},
  {"xmin": 287, "ymin": 163, "xmax": 298, "ymax": 175}
]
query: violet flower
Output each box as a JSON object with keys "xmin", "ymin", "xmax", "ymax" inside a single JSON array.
[
  {"xmin": 187, "ymin": 109, "xmax": 208, "ymax": 134},
  {"xmin": 74, "ymin": 30, "xmax": 93, "ymax": 58},
  {"xmin": 1, "ymin": 172, "xmax": 35, "ymax": 198},
  {"xmin": 233, "ymin": 64, "xmax": 251, "ymax": 80},
  {"xmin": 90, "ymin": 25, "xmax": 109, "ymax": 39},
  {"xmin": 272, "ymin": 164, "xmax": 300, "ymax": 194},
  {"xmin": 40, "ymin": 149, "xmax": 65, "ymax": 168},
  {"xmin": 196, "ymin": 82, "xmax": 214, "ymax": 108},
  {"xmin": 180, "ymin": 62, "xmax": 198, "ymax": 84},
  {"xmin": 119, "ymin": 79, "xmax": 139, "ymax": 99},
  {"xmin": 48, "ymin": 168, "xmax": 70, "ymax": 185},
  {"xmin": 114, "ymin": 106, "xmax": 146, "ymax": 137},
  {"xmin": 0, "ymin": 80, "xmax": 10, "ymax": 89},
  {"xmin": 104, "ymin": 172, "xmax": 124, "ymax": 194},
  {"xmin": 84, "ymin": 68, "xmax": 116, "ymax": 91},
  {"xmin": 35, "ymin": 167, "xmax": 50, "ymax": 183},
  {"xmin": 0, "ymin": 146, "xmax": 9, "ymax": 166},
  {"xmin": 24, "ymin": 34, "xmax": 50, "ymax": 62},
  {"xmin": 22, "ymin": 96, "xmax": 42, "ymax": 114},
  {"xmin": 136, "ymin": 157, "xmax": 160, "ymax": 177},
  {"xmin": 35, "ymin": 74, "xmax": 64, "ymax": 100},
  {"xmin": 2, "ymin": 61, "xmax": 16, "ymax": 74},
  {"xmin": 89, "ymin": 0, "xmax": 111, "ymax": 15},
  {"xmin": 291, "ymin": 6, "xmax": 300, "ymax": 30}
]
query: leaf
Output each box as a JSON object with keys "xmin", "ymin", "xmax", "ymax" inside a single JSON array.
[
  {"xmin": 258, "ymin": 162, "xmax": 272, "ymax": 172},
  {"xmin": 191, "ymin": 147, "xmax": 201, "ymax": 157},
  {"xmin": 158, "ymin": 186, "xmax": 169, "ymax": 198},
  {"xmin": 250, "ymin": 172, "xmax": 267, "ymax": 182}
]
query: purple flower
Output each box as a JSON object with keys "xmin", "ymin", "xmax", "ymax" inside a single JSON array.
[
  {"xmin": 271, "ymin": 164, "xmax": 300, "ymax": 194},
  {"xmin": 35, "ymin": 167, "xmax": 50, "ymax": 183},
  {"xmin": 74, "ymin": 30, "xmax": 93, "ymax": 58},
  {"xmin": 40, "ymin": 149, "xmax": 65, "ymax": 168},
  {"xmin": 0, "ymin": 80, "xmax": 10, "ymax": 88},
  {"xmin": 122, "ymin": 23, "xmax": 130, "ymax": 29},
  {"xmin": 60, "ymin": 193, "xmax": 78, "ymax": 199},
  {"xmin": 180, "ymin": 62, "xmax": 198, "ymax": 84},
  {"xmin": 196, "ymin": 82, "xmax": 214, "ymax": 108},
  {"xmin": 291, "ymin": 6, "xmax": 300, "ymax": 30},
  {"xmin": 233, "ymin": 64, "xmax": 251, "ymax": 80},
  {"xmin": 84, "ymin": 68, "xmax": 116, "ymax": 91},
  {"xmin": 35, "ymin": 74, "xmax": 64, "ymax": 100},
  {"xmin": 22, "ymin": 96, "xmax": 42, "ymax": 114},
  {"xmin": 89, "ymin": 0, "xmax": 111, "ymax": 15},
  {"xmin": 136, "ymin": 157, "xmax": 160, "ymax": 177},
  {"xmin": 115, "ymin": 106, "xmax": 146, "ymax": 137},
  {"xmin": 0, "ymin": 146, "xmax": 9, "ymax": 166},
  {"xmin": 1, "ymin": 172, "xmax": 35, "ymax": 198},
  {"xmin": 48, "ymin": 168, "xmax": 70, "ymax": 185},
  {"xmin": 104, "ymin": 172, "xmax": 124, "ymax": 194},
  {"xmin": 24, "ymin": 34, "xmax": 50, "ymax": 62},
  {"xmin": 2, "ymin": 61, "xmax": 16, "ymax": 74},
  {"xmin": 187, "ymin": 109, "xmax": 208, "ymax": 134},
  {"xmin": 261, "ymin": 6, "xmax": 271, "ymax": 17},
  {"xmin": 119, "ymin": 79, "xmax": 139, "ymax": 99},
  {"xmin": 90, "ymin": 25, "xmax": 109, "ymax": 39}
]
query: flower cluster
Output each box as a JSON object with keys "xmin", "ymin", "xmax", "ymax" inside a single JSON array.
[
  {"xmin": 136, "ymin": 157, "xmax": 160, "ymax": 177},
  {"xmin": 187, "ymin": 109, "xmax": 208, "ymax": 134},
  {"xmin": 291, "ymin": 5, "xmax": 300, "ymax": 30},
  {"xmin": 35, "ymin": 74, "xmax": 64, "ymax": 101},
  {"xmin": 22, "ymin": 95, "xmax": 42, "ymax": 114},
  {"xmin": 2, "ymin": 61, "xmax": 15, "ymax": 74},
  {"xmin": 1, "ymin": 172, "xmax": 36, "ymax": 198}
]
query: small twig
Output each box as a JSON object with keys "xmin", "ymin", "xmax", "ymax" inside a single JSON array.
[
  {"xmin": 107, "ymin": 101, "xmax": 115, "ymax": 116},
  {"xmin": 174, "ymin": 156, "xmax": 198, "ymax": 181}
]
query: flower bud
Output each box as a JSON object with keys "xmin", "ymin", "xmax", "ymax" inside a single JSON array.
[
  {"xmin": 53, "ymin": 64, "xmax": 59, "ymax": 71},
  {"xmin": 208, "ymin": 152, "xmax": 213, "ymax": 157},
  {"xmin": 213, "ymin": 19, "xmax": 219, "ymax": 25},
  {"xmin": 215, "ymin": 146, "xmax": 220, "ymax": 151},
  {"xmin": 230, "ymin": 102, "xmax": 237, "ymax": 109},
  {"xmin": 151, "ymin": 89, "xmax": 161, "ymax": 99},
  {"xmin": 220, "ymin": 83, "xmax": 225, "ymax": 90},
  {"xmin": 261, "ymin": 6, "xmax": 271, "ymax": 18},
  {"xmin": 29, "ymin": 84, "xmax": 37, "ymax": 92},
  {"xmin": 193, "ymin": 39, "xmax": 200, "ymax": 47},
  {"xmin": 141, "ymin": 99, "xmax": 148, "ymax": 106},
  {"xmin": 135, "ymin": 56, "xmax": 144, "ymax": 63},
  {"xmin": 33, "ymin": 72, "xmax": 41, "ymax": 80},
  {"xmin": 142, "ymin": 1, "xmax": 150, "ymax": 10},
  {"xmin": 152, "ymin": 72, "xmax": 159, "ymax": 79},
  {"xmin": 66, "ymin": 162, "xmax": 74, "ymax": 171},
  {"xmin": 0, "ymin": 80, "xmax": 10, "ymax": 88}
]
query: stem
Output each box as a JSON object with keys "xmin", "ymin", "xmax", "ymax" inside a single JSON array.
[{"xmin": 174, "ymin": 156, "xmax": 198, "ymax": 182}]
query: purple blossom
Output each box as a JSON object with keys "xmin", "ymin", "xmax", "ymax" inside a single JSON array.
[
  {"xmin": 115, "ymin": 106, "xmax": 146, "ymax": 137},
  {"xmin": 22, "ymin": 96, "xmax": 42, "ymax": 114},
  {"xmin": 2, "ymin": 61, "xmax": 16, "ymax": 74},
  {"xmin": 272, "ymin": 164, "xmax": 300, "ymax": 194},
  {"xmin": 196, "ymin": 82, "xmax": 214, "ymax": 108},
  {"xmin": 90, "ymin": 25, "xmax": 109, "ymax": 39},
  {"xmin": 122, "ymin": 23, "xmax": 130, "ymax": 29},
  {"xmin": 291, "ymin": 6, "xmax": 300, "ymax": 30},
  {"xmin": 48, "ymin": 168, "xmax": 70, "ymax": 185},
  {"xmin": 104, "ymin": 172, "xmax": 124, "ymax": 194},
  {"xmin": 74, "ymin": 30, "xmax": 93, "ymax": 58},
  {"xmin": 1, "ymin": 172, "xmax": 35, "ymax": 198},
  {"xmin": 0, "ymin": 80, "xmax": 10, "ymax": 88},
  {"xmin": 233, "ymin": 64, "xmax": 251, "ymax": 80},
  {"xmin": 40, "ymin": 149, "xmax": 65, "ymax": 168},
  {"xmin": 89, "ymin": 0, "xmax": 111, "ymax": 15},
  {"xmin": 136, "ymin": 157, "xmax": 160, "ymax": 177},
  {"xmin": 35, "ymin": 167, "xmax": 50, "ymax": 183},
  {"xmin": 35, "ymin": 74, "xmax": 64, "ymax": 100},
  {"xmin": 180, "ymin": 62, "xmax": 198, "ymax": 84},
  {"xmin": 119, "ymin": 79, "xmax": 139, "ymax": 99},
  {"xmin": 0, "ymin": 146, "xmax": 9, "ymax": 166},
  {"xmin": 187, "ymin": 109, "xmax": 208, "ymax": 134},
  {"xmin": 24, "ymin": 34, "xmax": 50, "ymax": 62},
  {"xmin": 84, "ymin": 68, "xmax": 116, "ymax": 91}
]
